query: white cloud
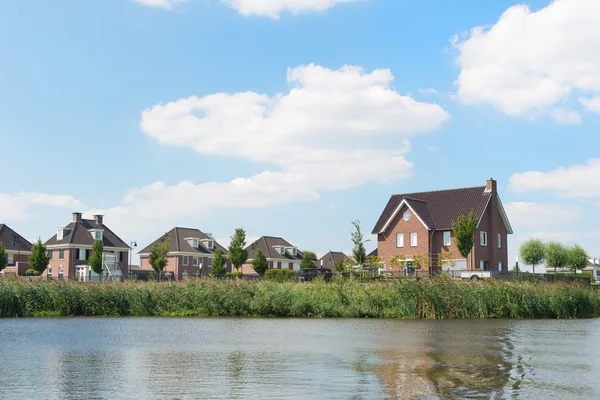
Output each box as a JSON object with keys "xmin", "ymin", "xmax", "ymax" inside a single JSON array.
[
  {"xmin": 97, "ymin": 64, "xmax": 449, "ymax": 235},
  {"xmin": 419, "ymin": 88, "xmax": 440, "ymax": 95},
  {"xmin": 0, "ymin": 192, "xmax": 85, "ymax": 220},
  {"xmin": 505, "ymin": 202, "xmax": 582, "ymax": 227},
  {"xmin": 579, "ymin": 96, "xmax": 600, "ymax": 113},
  {"xmin": 509, "ymin": 159, "xmax": 600, "ymax": 197},
  {"xmin": 221, "ymin": 0, "xmax": 367, "ymax": 19},
  {"xmin": 453, "ymin": 0, "xmax": 600, "ymax": 121},
  {"xmin": 133, "ymin": 0, "xmax": 188, "ymax": 10},
  {"xmin": 550, "ymin": 108, "xmax": 581, "ymax": 125},
  {"xmin": 428, "ymin": 146, "xmax": 441, "ymax": 152}
]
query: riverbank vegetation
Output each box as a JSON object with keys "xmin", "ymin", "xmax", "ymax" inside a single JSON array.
[{"xmin": 1, "ymin": 276, "xmax": 599, "ymax": 319}]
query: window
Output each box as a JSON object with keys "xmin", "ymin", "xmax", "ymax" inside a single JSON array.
[
  {"xmin": 403, "ymin": 211, "xmax": 411, "ymax": 221},
  {"xmin": 193, "ymin": 239, "xmax": 199, "ymax": 248},
  {"xmin": 47, "ymin": 267, "xmax": 52, "ymax": 277},
  {"xmin": 118, "ymin": 252, "xmax": 125, "ymax": 263},
  {"xmin": 207, "ymin": 258, "xmax": 213, "ymax": 267},
  {"xmin": 7, "ymin": 254, "xmax": 14, "ymax": 265},
  {"xmin": 498, "ymin": 261, "xmax": 503, "ymax": 271},
  {"xmin": 497, "ymin": 234, "xmax": 502, "ymax": 248},
  {"xmin": 278, "ymin": 247, "xmax": 286, "ymax": 255},
  {"xmin": 95, "ymin": 231, "xmax": 102, "ymax": 240},
  {"xmin": 48, "ymin": 250, "xmax": 53, "ymax": 259},
  {"xmin": 183, "ymin": 256, "xmax": 188, "ymax": 266},
  {"xmin": 206, "ymin": 240, "xmax": 214, "ymax": 250},
  {"xmin": 443, "ymin": 231, "xmax": 451, "ymax": 246},
  {"xmin": 289, "ymin": 262, "xmax": 294, "ymax": 270},
  {"xmin": 290, "ymin": 248, "xmax": 297, "ymax": 256},
  {"xmin": 479, "ymin": 260, "xmax": 489, "ymax": 271},
  {"xmin": 57, "ymin": 229, "xmax": 63, "ymax": 241},
  {"xmin": 59, "ymin": 249, "xmax": 65, "ymax": 260},
  {"xmin": 78, "ymin": 249, "xmax": 86, "ymax": 261},
  {"xmin": 277, "ymin": 262, "xmax": 282, "ymax": 269},
  {"xmin": 396, "ymin": 233, "xmax": 404, "ymax": 248},
  {"xmin": 480, "ymin": 231, "xmax": 488, "ymax": 246},
  {"xmin": 193, "ymin": 257, "xmax": 199, "ymax": 266},
  {"xmin": 410, "ymin": 232, "xmax": 417, "ymax": 247}
]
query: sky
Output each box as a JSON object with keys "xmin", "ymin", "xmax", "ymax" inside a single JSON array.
[{"xmin": 1, "ymin": 0, "xmax": 599, "ymax": 271}]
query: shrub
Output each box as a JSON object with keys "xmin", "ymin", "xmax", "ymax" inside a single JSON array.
[
  {"xmin": 25, "ymin": 269, "xmax": 40, "ymax": 276},
  {"xmin": 224, "ymin": 272, "xmax": 243, "ymax": 279},
  {"xmin": 264, "ymin": 269, "xmax": 296, "ymax": 282}
]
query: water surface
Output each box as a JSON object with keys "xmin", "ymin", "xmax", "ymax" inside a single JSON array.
[{"xmin": 1, "ymin": 318, "xmax": 599, "ymax": 399}]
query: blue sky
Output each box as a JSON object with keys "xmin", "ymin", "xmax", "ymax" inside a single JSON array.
[{"xmin": 1, "ymin": 0, "xmax": 599, "ymax": 269}]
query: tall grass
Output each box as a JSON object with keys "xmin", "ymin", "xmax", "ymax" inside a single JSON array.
[{"xmin": 1, "ymin": 276, "xmax": 599, "ymax": 319}]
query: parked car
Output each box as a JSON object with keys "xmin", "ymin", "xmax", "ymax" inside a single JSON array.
[{"xmin": 295, "ymin": 268, "xmax": 333, "ymax": 282}]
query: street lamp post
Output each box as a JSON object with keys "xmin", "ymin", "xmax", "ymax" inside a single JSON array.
[{"xmin": 129, "ymin": 241, "xmax": 137, "ymax": 279}]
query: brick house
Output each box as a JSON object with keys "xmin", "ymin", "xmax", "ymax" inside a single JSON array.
[
  {"xmin": 371, "ymin": 179, "xmax": 512, "ymax": 275},
  {"xmin": 241, "ymin": 236, "xmax": 303, "ymax": 275},
  {"xmin": 0, "ymin": 224, "xmax": 33, "ymax": 276},
  {"xmin": 43, "ymin": 213, "xmax": 130, "ymax": 281},
  {"xmin": 138, "ymin": 227, "xmax": 231, "ymax": 279},
  {"xmin": 317, "ymin": 251, "xmax": 349, "ymax": 270}
]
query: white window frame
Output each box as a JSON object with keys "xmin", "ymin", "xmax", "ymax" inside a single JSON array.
[
  {"xmin": 57, "ymin": 229, "xmax": 63, "ymax": 241},
  {"xmin": 7, "ymin": 253, "xmax": 14, "ymax": 265},
  {"xmin": 498, "ymin": 261, "xmax": 503, "ymax": 271},
  {"xmin": 183, "ymin": 256, "xmax": 188, "ymax": 266},
  {"xmin": 278, "ymin": 247, "xmax": 286, "ymax": 255},
  {"xmin": 207, "ymin": 258, "xmax": 213, "ymax": 267},
  {"xmin": 497, "ymin": 233, "xmax": 502, "ymax": 248},
  {"xmin": 480, "ymin": 231, "xmax": 488, "ymax": 246},
  {"xmin": 95, "ymin": 231, "xmax": 102, "ymax": 240},
  {"xmin": 193, "ymin": 257, "xmax": 199, "ymax": 266},
  {"xmin": 410, "ymin": 232, "xmax": 417, "ymax": 247},
  {"xmin": 206, "ymin": 240, "xmax": 214, "ymax": 250},
  {"xmin": 78, "ymin": 249, "xmax": 86, "ymax": 261},
  {"xmin": 192, "ymin": 239, "xmax": 199, "ymax": 248},
  {"xmin": 443, "ymin": 231, "xmax": 451, "ymax": 246},
  {"xmin": 479, "ymin": 260, "xmax": 489, "ymax": 270},
  {"xmin": 396, "ymin": 233, "xmax": 404, "ymax": 248}
]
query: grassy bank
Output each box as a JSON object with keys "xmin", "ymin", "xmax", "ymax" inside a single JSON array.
[{"xmin": 1, "ymin": 277, "xmax": 599, "ymax": 319}]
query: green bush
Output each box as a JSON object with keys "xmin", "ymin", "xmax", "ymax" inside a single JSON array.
[
  {"xmin": 264, "ymin": 269, "xmax": 296, "ymax": 282},
  {"xmin": 224, "ymin": 272, "xmax": 243, "ymax": 279},
  {"xmin": 25, "ymin": 269, "xmax": 39, "ymax": 276},
  {"xmin": 1, "ymin": 276, "xmax": 600, "ymax": 319}
]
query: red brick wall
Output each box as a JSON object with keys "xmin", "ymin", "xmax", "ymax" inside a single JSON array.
[
  {"xmin": 473, "ymin": 197, "xmax": 508, "ymax": 272},
  {"xmin": 377, "ymin": 203, "xmax": 430, "ymax": 272}
]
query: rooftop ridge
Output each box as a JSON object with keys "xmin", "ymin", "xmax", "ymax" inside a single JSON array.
[{"xmin": 391, "ymin": 185, "xmax": 486, "ymax": 198}]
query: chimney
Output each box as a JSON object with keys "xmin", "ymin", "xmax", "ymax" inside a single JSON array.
[
  {"xmin": 72, "ymin": 212, "xmax": 83, "ymax": 222},
  {"xmin": 94, "ymin": 215, "xmax": 104, "ymax": 225},
  {"xmin": 486, "ymin": 178, "xmax": 497, "ymax": 193}
]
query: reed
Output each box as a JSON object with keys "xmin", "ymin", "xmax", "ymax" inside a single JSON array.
[{"xmin": 1, "ymin": 276, "xmax": 599, "ymax": 319}]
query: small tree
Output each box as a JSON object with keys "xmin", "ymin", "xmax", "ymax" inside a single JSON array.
[
  {"xmin": 390, "ymin": 254, "xmax": 406, "ymax": 272},
  {"xmin": 334, "ymin": 257, "xmax": 347, "ymax": 273},
  {"xmin": 365, "ymin": 255, "xmax": 382, "ymax": 270},
  {"xmin": 351, "ymin": 220, "xmax": 367, "ymax": 269},
  {"xmin": 437, "ymin": 250, "xmax": 456, "ymax": 270},
  {"xmin": 149, "ymin": 237, "xmax": 170, "ymax": 281},
  {"xmin": 228, "ymin": 228, "xmax": 248, "ymax": 273},
  {"xmin": 88, "ymin": 240, "xmax": 104, "ymax": 281},
  {"xmin": 452, "ymin": 211, "xmax": 478, "ymax": 269},
  {"xmin": 300, "ymin": 251, "xmax": 317, "ymax": 269},
  {"xmin": 412, "ymin": 253, "xmax": 430, "ymax": 270},
  {"xmin": 252, "ymin": 249, "xmax": 269, "ymax": 276},
  {"xmin": 544, "ymin": 241, "xmax": 567, "ymax": 274},
  {"xmin": 519, "ymin": 238, "xmax": 545, "ymax": 274},
  {"xmin": 210, "ymin": 248, "xmax": 227, "ymax": 276},
  {"xmin": 0, "ymin": 242, "xmax": 7, "ymax": 274},
  {"xmin": 28, "ymin": 239, "xmax": 50, "ymax": 275},
  {"xmin": 567, "ymin": 244, "xmax": 588, "ymax": 274}
]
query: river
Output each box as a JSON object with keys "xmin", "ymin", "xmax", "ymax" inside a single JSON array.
[{"xmin": 0, "ymin": 318, "xmax": 599, "ymax": 399}]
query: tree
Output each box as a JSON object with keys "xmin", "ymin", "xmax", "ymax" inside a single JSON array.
[
  {"xmin": 452, "ymin": 211, "xmax": 478, "ymax": 269},
  {"xmin": 437, "ymin": 251, "xmax": 456, "ymax": 270},
  {"xmin": 351, "ymin": 220, "xmax": 367, "ymax": 269},
  {"xmin": 567, "ymin": 244, "xmax": 588, "ymax": 274},
  {"xmin": 519, "ymin": 238, "xmax": 545, "ymax": 274},
  {"xmin": 412, "ymin": 253, "xmax": 430, "ymax": 270},
  {"xmin": 251, "ymin": 249, "xmax": 269, "ymax": 276},
  {"xmin": 229, "ymin": 228, "xmax": 248, "ymax": 273},
  {"xmin": 149, "ymin": 237, "xmax": 170, "ymax": 281},
  {"xmin": 210, "ymin": 248, "xmax": 227, "ymax": 276},
  {"xmin": 0, "ymin": 242, "xmax": 7, "ymax": 274},
  {"xmin": 390, "ymin": 254, "xmax": 406, "ymax": 272},
  {"xmin": 28, "ymin": 239, "xmax": 50, "ymax": 275},
  {"xmin": 300, "ymin": 251, "xmax": 318, "ymax": 269},
  {"xmin": 365, "ymin": 255, "xmax": 382, "ymax": 270},
  {"xmin": 544, "ymin": 241, "xmax": 567, "ymax": 274},
  {"xmin": 88, "ymin": 240, "xmax": 104, "ymax": 281},
  {"xmin": 334, "ymin": 257, "xmax": 348, "ymax": 273}
]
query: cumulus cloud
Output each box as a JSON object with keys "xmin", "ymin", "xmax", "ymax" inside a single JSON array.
[
  {"xmin": 96, "ymin": 64, "xmax": 449, "ymax": 234},
  {"xmin": 550, "ymin": 108, "xmax": 582, "ymax": 125},
  {"xmin": 221, "ymin": 0, "xmax": 367, "ymax": 18},
  {"xmin": 133, "ymin": 0, "xmax": 188, "ymax": 10},
  {"xmin": 0, "ymin": 192, "xmax": 85, "ymax": 220},
  {"xmin": 453, "ymin": 0, "xmax": 600, "ymax": 121},
  {"xmin": 505, "ymin": 202, "xmax": 582, "ymax": 228},
  {"xmin": 509, "ymin": 159, "xmax": 600, "ymax": 197}
]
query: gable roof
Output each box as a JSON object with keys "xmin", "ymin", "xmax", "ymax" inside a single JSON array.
[
  {"xmin": 245, "ymin": 236, "xmax": 303, "ymax": 261},
  {"xmin": 44, "ymin": 219, "xmax": 129, "ymax": 249},
  {"xmin": 0, "ymin": 224, "xmax": 33, "ymax": 252},
  {"xmin": 317, "ymin": 251, "xmax": 349, "ymax": 269},
  {"xmin": 372, "ymin": 185, "xmax": 497, "ymax": 234},
  {"xmin": 138, "ymin": 227, "xmax": 227, "ymax": 255}
]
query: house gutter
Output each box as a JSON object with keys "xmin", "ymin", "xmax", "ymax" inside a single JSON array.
[{"xmin": 429, "ymin": 229, "xmax": 435, "ymax": 276}]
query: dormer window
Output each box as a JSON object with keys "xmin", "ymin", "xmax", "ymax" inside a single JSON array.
[
  {"xmin": 186, "ymin": 238, "xmax": 200, "ymax": 248},
  {"xmin": 56, "ymin": 228, "xmax": 69, "ymax": 241},
  {"xmin": 206, "ymin": 240, "xmax": 214, "ymax": 250},
  {"xmin": 90, "ymin": 229, "xmax": 104, "ymax": 241},
  {"xmin": 277, "ymin": 246, "xmax": 286, "ymax": 255},
  {"xmin": 286, "ymin": 247, "xmax": 297, "ymax": 256}
]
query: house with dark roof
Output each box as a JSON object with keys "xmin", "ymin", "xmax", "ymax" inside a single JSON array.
[
  {"xmin": 0, "ymin": 224, "xmax": 33, "ymax": 276},
  {"xmin": 138, "ymin": 227, "xmax": 230, "ymax": 279},
  {"xmin": 317, "ymin": 251, "xmax": 349, "ymax": 270},
  {"xmin": 43, "ymin": 213, "xmax": 130, "ymax": 280},
  {"xmin": 241, "ymin": 236, "xmax": 303, "ymax": 275},
  {"xmin": 372, "ymin": 179, "xmax": 512, "ymax": 275}
]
